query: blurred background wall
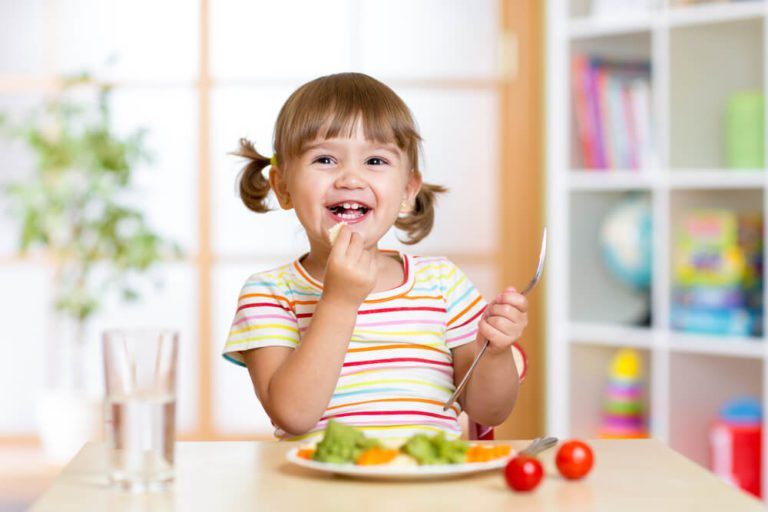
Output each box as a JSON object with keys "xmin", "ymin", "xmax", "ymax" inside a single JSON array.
[{"xmin": 0, "ymin": 0, "xmax": 543, "ymax": 452}]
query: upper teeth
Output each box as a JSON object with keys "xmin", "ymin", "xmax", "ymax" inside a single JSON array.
[{"xmin": 341, "ymin": 203, "xmax": 363, "ymax": 209}]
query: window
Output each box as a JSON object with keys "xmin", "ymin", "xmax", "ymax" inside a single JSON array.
[{"xmin": 0, "ymin": 0, "xmax": 503, "ymax": 440}]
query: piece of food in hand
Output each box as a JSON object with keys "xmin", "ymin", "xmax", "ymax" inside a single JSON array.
[
  {"xmin": 504, "ymin": 455, "xmax": 544, "ymax": 492},
  {"xmin": 312, "ymin": 419, "xmax": 381, "ymax": 464},
  {"xmin": 401, "ymin": 432, "xmax": 469, "ymax": 465},
  {"xmin": 328, "ymin": 221, "xmax": 347, "ymax": 245},
  {"xmin": 356, "ymin": 447, "xmax": 400, "ymax": 466},
  {"xmin": 555, "ymin": 440, "xmax": 594, "ymax": 480}
]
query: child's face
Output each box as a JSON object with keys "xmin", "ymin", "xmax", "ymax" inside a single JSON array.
[{"xmin": 274, "ymin": 122, "xmax": 421, "ymax": 252}]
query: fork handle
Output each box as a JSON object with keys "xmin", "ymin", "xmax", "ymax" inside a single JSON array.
[
  {"xmin": 520, "ymin": 436, "xmax": 558, "ymax": 457},
  {"xmin": 442, "ymin": 339, "xmax": 490, "ymax": 411}
]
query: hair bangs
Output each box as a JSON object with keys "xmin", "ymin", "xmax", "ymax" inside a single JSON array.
[{"xmin": 274, "ymin": 73, "xmax": 421, "ymax": 168}]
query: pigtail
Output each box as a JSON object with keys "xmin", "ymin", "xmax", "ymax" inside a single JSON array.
[
  {"xmin": 232, "ymin": 138, "xmax": 273, "ymax": 213},
  {"xmin": 395, "ymin": 182, "xmax": 448, "ymax": 245}
]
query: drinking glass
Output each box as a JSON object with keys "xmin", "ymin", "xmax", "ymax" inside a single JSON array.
[{"xmin": 102, "ymin": 329, "xmax": 178, "ymax": 492}]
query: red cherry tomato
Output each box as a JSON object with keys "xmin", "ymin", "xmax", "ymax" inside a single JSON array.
[
  {"xmin": 504, "ymin": 455, "xmax": 544, "ymax": 492},
  {"xmin": 555, "ymin": 440, "xmax": 594, "ymax": 480}
]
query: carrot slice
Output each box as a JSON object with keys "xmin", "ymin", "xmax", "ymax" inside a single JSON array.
[
  {"xmin": 297, "ymin": 448, "xmax": 315, "ymax": 460},
  {"xmin": 356, "ymin": 447, "xmax": 399, "ymax": 465},
  {"xmin": 465, "ymin": 444, "xmax": 512, "ymax": 463}
]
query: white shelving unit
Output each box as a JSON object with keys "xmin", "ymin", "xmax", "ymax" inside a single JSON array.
[{"xmin": 546, "ymin": 0, "xmax": 768, "ymax": 502}]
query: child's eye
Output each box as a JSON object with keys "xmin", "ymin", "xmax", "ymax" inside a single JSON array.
[
  {"xmin": 366, "ymin": 157, "xmax": 389, "ymax": 166},
  {"xmin": 313, "ymin": 156, "xmax": 335, "ymax": 165}
]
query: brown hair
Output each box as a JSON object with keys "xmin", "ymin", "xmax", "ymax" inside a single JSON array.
[{"xmin": 233, "ymin": 72, "xmax": 446, "ymax": 245}]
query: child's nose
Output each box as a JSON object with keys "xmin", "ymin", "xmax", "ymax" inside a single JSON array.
[{"xmin": 334, "ymin": 165, "xmax": 365, "ymax": 189}]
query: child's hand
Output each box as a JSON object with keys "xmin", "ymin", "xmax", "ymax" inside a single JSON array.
[
  {"xmin": 477, "ymin": 287, "xmax": 528, "ymax": 354},
  {"xmin": 322, "ymin": 225, "xmax": 378, "ymax": 306}
]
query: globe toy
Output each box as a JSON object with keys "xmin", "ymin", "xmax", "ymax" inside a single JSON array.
[{"xmin": 600, "ymin": 194, "xmax": 653, "ymax": 292}]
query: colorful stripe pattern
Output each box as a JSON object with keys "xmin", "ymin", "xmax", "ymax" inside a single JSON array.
[{"xmin": 223, "ymin": 251, "xmax": 488, "ymax": 442}]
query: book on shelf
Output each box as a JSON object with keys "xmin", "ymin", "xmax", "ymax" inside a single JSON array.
[
  {"xmin": 571, "ymin": 55, "xmax": 654, "ymax": 171},
  {"xmin": 726, "ymin": 91, "xmax": 764, "ymax": 169},
  {"xmin": 672, "ymin": 210, "xmax": 764, "ymax": 337},
  {"xmin": 670, "ymin": 304, "xmax": 761, "ymax": 337}
]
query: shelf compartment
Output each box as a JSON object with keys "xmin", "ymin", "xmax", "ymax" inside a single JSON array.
[
  {"xmin": 668, "ymin": 1, "xmax": 766, "ymax": 28},
  {"xmin": 570, "ymin": 344, "xmax": 653, "ymax": 439},
  {"xmin": 669, "ymin": 18, "xmax": 764, "ymax": 169},
  {"xmin": 669, "ymin": 189, "xmax": 764, "ymax": 339},
  {"xmin": 668, "ymin": 352, "xmax": 762, "ymax": 468},
  {"xmin": 570, "ymin": 191, "xmax": 654, "ymax": 326},
  {"xmin": 569, "ymin": 33, "xmax": 654, "ymax": 171}
]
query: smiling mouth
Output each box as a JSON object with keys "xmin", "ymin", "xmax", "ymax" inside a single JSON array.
[{"xmin": 326, "ymin": 202, "xmax": 371, "ymax": 222}]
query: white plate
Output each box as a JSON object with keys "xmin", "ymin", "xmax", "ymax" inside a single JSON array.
[{"xmin": 285, "ymin": 448, "xmax": 516, "ymax": 480}]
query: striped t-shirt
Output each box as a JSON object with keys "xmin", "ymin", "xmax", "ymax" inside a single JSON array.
[{"xmin": 223, "ymin": 250, "xmax": 525, "ymax": 443}]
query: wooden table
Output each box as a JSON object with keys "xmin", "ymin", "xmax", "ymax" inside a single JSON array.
[{"xmin": 30, "ymin": 439, "xmax": 764, "ymax": 511}]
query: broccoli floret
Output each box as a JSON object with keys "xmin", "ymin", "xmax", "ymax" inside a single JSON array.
[
  {"xmin": 312, "ymin": 419, "xmax": 381, "ymax": 464},
  {"xmin": 402, "ymin": 432, "xmax": 468, "ymax": 465}
]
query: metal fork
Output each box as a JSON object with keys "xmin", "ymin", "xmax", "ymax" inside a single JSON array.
[
  {"xmin": 519, "ymin": 436, "xmax": 559, "ymax": 457},
  {"xmin": 443, "ymin": 227, "xmax": 547, "ymax": 412}
]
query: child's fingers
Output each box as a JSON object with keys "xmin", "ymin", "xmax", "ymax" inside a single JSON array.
[
  {"xmin": 486, "ymin": 315, "xmax": 519, "ymax": 336},
  {"xmin": 478, "ymin": 318, "xmax": 515, "ymax": 347},
  {"xmin": 330, "ymin": 224, "xmax": 352, "ymax": 255},
  {"xmin": 496, "ymin": 291, "xmax": 528, "ymax": 312},
  {"xmin": 487, "ymin": 303, "xmax": 513, "ymax": 317},
  {"xmin": 491, "ymin": 287, "xmax": 516, "ymax": 302},
  {"xmin": 486, "ymin": 303, "xmax": 527, "ymax": 321},
  {"xmin": 345, "ymin": 231, "xmax": 364, "ymax": 261}
]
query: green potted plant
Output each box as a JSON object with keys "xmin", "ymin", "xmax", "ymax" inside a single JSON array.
[{"xmin": 0, "ymin": 75, "xmax": 181, "ymax": 461}]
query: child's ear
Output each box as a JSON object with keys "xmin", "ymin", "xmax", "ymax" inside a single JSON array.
[
  {"xmin": 268, "ymin": 167, "xmax": 293, "ymax": 210},
  {"xmin": 405, "ymin": 169, "xmax": 423, "ymax": 205}
]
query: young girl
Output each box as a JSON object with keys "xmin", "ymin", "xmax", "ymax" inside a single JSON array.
[{"xmin": 223, "ymin": 72, "xmax": 528, "ymax": 442}]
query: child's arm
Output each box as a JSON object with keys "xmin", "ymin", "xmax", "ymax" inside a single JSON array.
[
  {"xmin": 242, "ymin": 228, "xmax": 376, "ymax": 436},
  {"xmin": 452, "ymin": 287, "xmax": 527, "ymax": 426}
]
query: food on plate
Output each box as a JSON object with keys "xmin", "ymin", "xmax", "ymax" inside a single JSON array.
[
  {"xmin": 356, "ymin": 447, "xmax": 399, "ymax": 466},
  {"xmin": 555, "ymin": 440, "xmax": 594, "ymax": 480},
  {"xmin": 328, "ymin": 221, "xmax": 347, "ymax": 245},
  {"xmin": 466, "ymin": 444, "xmax": 512, "ymax": 463},
  {"xmin": 401, "ymin": 432, "xmax": 468, "ymax": 465},
  {"xmin": 304, "ymin": 420, "xmax": 512, "ymax": 467},
  {"xmin": 312, "ymin": 419, "xmax": 381, "ymax": 463},
  {"xmin": 504, "ymin": 455, "xmax": 544, "ymax": 492},
  {"xmin": 296, "ymin": 448, "xmax": 315, "ymax": 460},
  {"xmin": 386, "ymin": 453, "xmax": 419, "ymax": 467}
]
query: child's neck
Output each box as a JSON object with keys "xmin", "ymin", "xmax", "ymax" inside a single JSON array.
[{"xmin": 300, "ymin": 249, "xmax": 406, "ymax": 294}]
